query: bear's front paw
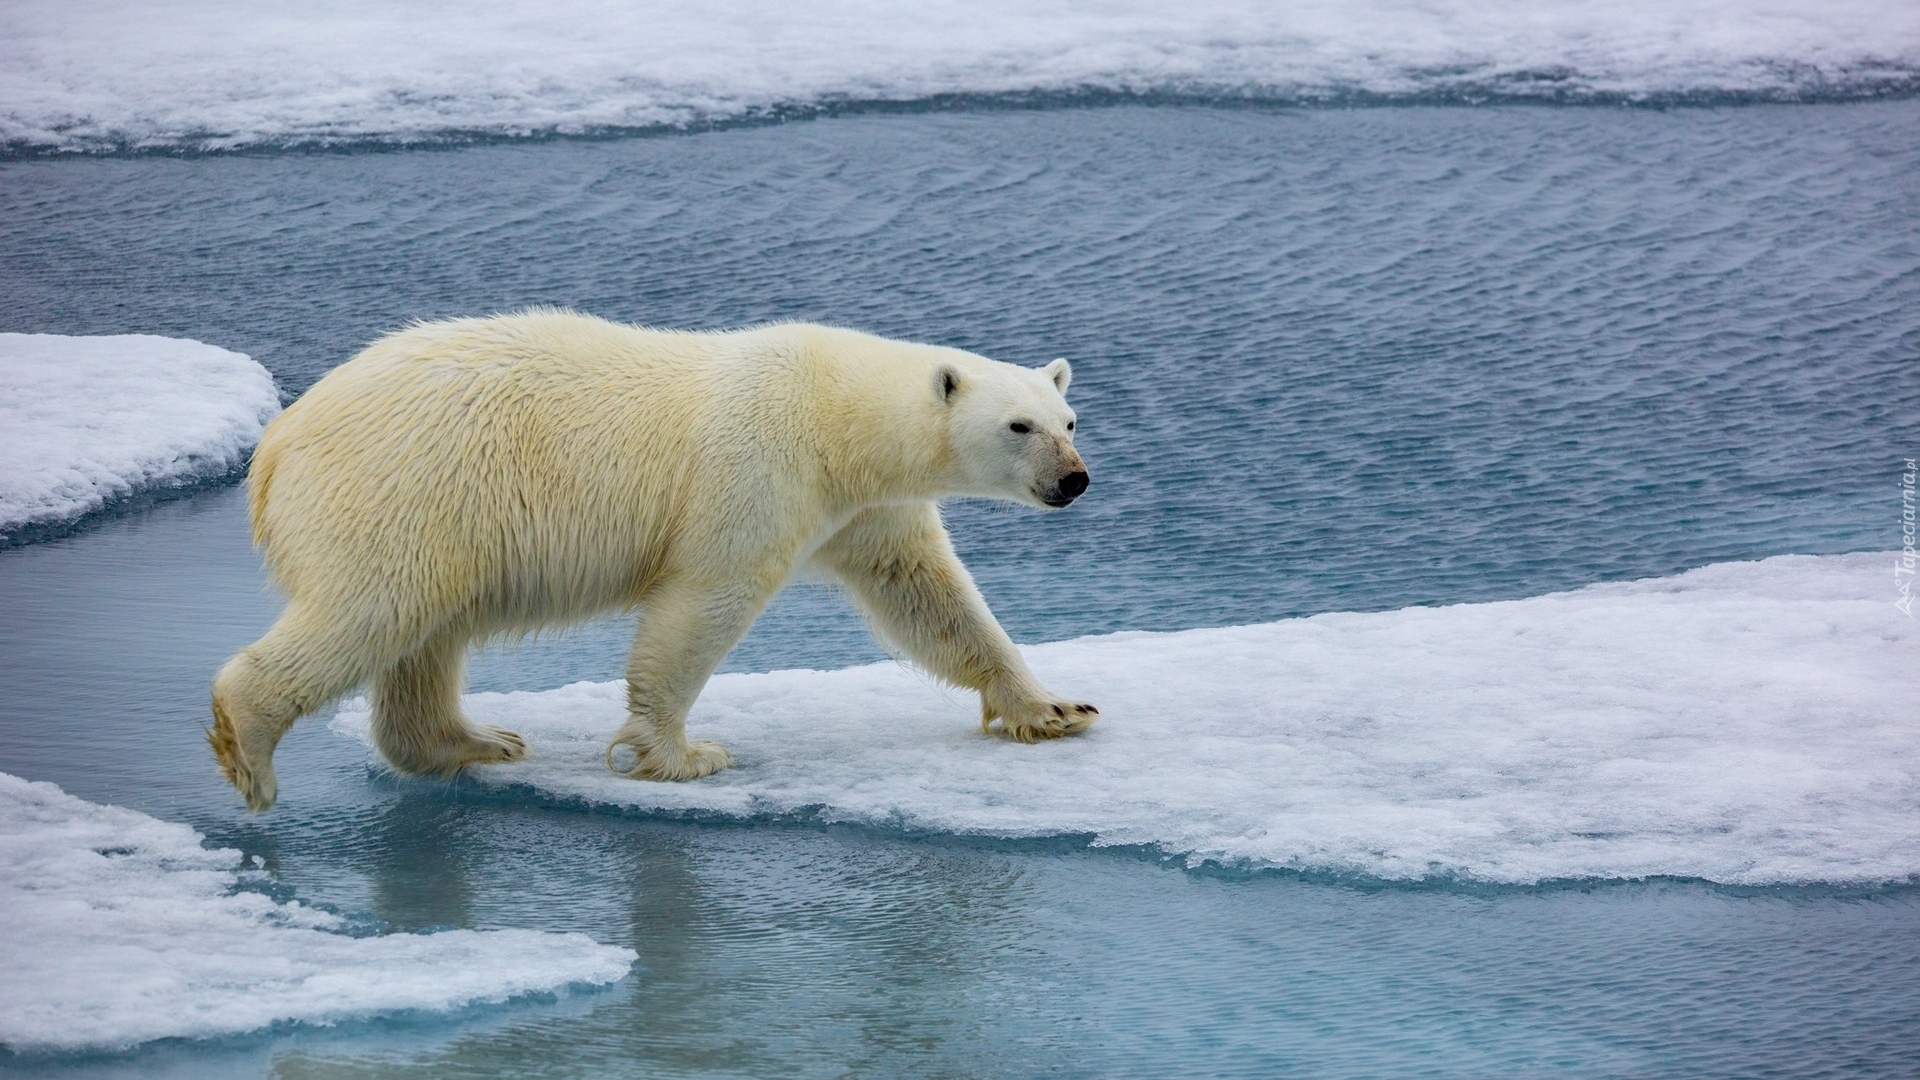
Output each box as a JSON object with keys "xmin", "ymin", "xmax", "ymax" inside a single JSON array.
[
  {"xmin": 983, "ymin": 697, "xmax": 1099, "ymax": 743},
  {"xmin": 607, "ymin": 733, "xmax": 733, "ymax": 781}
]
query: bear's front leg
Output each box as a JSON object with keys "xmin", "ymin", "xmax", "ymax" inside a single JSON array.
[
  {"xmin": 608, "ymin": 578, "xmax": 767, "ymax": 781},
  {"xmin": 814, "ymin": 503, "xmax": 1099, "ymax": 743}
]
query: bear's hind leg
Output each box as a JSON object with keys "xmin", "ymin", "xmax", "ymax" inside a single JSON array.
[
  {"xmin": 608, "ymin": 580, "xmax": 769, "ymax": 781},
  {"xmin": 369, "ymin": 631, "xmax": 527, "ymax": 777},
  {"xmin": 211, "ymin": 603, "xmax": 387, "ymax": 812}
]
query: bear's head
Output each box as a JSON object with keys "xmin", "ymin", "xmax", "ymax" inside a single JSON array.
[{"xmin": 936, "ymin": 356, "xmax": 1089, "ymax": 509}]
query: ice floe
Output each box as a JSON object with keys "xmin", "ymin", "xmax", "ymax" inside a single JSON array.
[
  {"xmin": 0, "ymin": 772, "xmax": 635, "ymax": 1055},
  {"xmin": 335, "ymin": 551, "xmax": 1919, "ymax": 886},
  {"xmin": 4, "ymin": 0, "xmax": 1917, "ymax": 152},
  {"xmin": 0, "ymin": 333, "xmax": 281, "ymax": 541}
]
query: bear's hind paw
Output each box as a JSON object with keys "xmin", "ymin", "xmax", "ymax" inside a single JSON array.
[
  {"xmin": 462, "ymin": 724, "xmax": 529, "ymax": 765},
  {"xmin": 388, "ymin": 724, "xmax": 529, "ymax": 777},
  {"xmin": 208, "ymin": 698, "xmax": 279, "ymax": 812},
  {"xmin": 608, "ymin": 735, "xmax": 733, "ymax": 781}
]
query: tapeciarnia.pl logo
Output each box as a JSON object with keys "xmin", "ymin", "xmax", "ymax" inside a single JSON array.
[{"xmin": 1899, "ymin": 458, "xmax": 1916, "ymax": 618}]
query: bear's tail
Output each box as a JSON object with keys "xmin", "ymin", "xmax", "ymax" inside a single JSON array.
[{"xmin": 246, "ymin": 423, "xmax": 283, "ymax": 553}]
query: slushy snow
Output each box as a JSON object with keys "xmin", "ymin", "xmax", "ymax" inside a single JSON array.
[
  {"xmin": 4, "ymin": 1, "xmax": 1917, "ymax": 152},
  {"xmin": 336, "ymin": 552, "xmax": 1919, "ymax": 886},
  {"xmin": 0, "ymin": 334, "xmax": 281, "ymax": 539},
  {"xmin": 0, "ymin": 772, "xmax": 635, "ymax": 1055}
]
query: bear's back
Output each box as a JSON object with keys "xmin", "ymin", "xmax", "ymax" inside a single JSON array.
[{"xmin": 247, "ymin": 312, "xmax": 774, "ymax": 599}]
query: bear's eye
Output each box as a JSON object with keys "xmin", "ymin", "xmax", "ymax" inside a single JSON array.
[
  {"xmin": 1066, "ymin": 420, "xmax": 1075, "ymax": 431},
  {"xmin": 1009, "ymin": 422, "xmax": 1030, "ymax": 434}
]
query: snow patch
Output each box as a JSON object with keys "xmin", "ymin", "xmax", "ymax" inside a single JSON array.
[
  {"xmin": 0, "ymin": 333, "xmax": 281, "ymax": 540},
  {"xmin": 3, "ymin": 1, "xmax": 1917, "ymax": 152},
  {"xmin": 335, "ymin": 552, "xmax": 1919, "ymax": 885},
  {"xmin": 0, "ymin": 772, "xmax": 634, "ymax": 1055}
]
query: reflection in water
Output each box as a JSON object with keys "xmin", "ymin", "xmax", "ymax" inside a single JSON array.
[
  {"xmin": 267, "ymin": 813, "xmax": 1062, "ymax": 1077},
  {"xmin": 361, "ymin": 795, "xmax": 481, "ymax": 933}
]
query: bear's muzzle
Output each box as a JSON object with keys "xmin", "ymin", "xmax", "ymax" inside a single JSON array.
[{"xmin": 1045, "ymin": 469, "xmax": 1090, "ymax": 507}]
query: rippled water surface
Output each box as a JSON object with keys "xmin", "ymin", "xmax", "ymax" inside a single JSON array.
[
  {"xmin": 2, "ymin": 102, "xmax": 1917, "ymax": 1075},
  {"xmin": 7, "ymin": 104, "xmax": 1916, "ymax": 639}
]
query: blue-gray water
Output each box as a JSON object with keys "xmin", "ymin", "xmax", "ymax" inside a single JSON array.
[{"xmin": 1, "ymin": 102, "xmax": 1917, "ymax": 1076}]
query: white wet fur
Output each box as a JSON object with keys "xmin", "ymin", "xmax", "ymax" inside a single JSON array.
[{"xmin": 213, "ymin": 310, "xmax": 1095, "ymax": 813}]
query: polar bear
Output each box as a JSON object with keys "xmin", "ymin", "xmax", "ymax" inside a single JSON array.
[{"xmin": 209, "ymin": 310, "xmax": 1096, "ymax": 811}]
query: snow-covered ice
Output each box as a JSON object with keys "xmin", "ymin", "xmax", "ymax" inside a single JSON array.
[
  {"xmin": 0, "ymin": 334, "xmax": 281, "ymax": 539},
  {"xmin": 337, "ymin": 552, "xmax": 1919, "ymax": 886},
  {"xmin": 0, "ymin": 772, "xmax": 635, "ymax": 1055},
  {"xmin": 4, "ymin": 1, "xmax": 1916, "ymax": 152}
]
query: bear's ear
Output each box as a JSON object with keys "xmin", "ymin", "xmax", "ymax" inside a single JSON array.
[
  {"xmin": 935, "ymin": 364, "xmax": 963, "ymax": 404},
  {"xmin": 1043, "ymin": 357, "xmax": 1072, "ymax": 395}
]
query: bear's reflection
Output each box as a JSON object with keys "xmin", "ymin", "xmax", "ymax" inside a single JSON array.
[{"xmin": 277, "ymin": 794, "xmax": 1044, "ymax": 1076}]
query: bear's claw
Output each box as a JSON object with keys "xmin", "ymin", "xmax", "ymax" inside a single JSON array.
[{"xmin": 983, "ymin": 698, "xmax": 1099, "ymax": 743}]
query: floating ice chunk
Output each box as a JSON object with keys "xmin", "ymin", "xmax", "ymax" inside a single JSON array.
[
  {"xmin": 0, "ymin": 772, "xmax": 635, "ymax": 1055},
  {"xmin": 0, "ymin": 333, "xmax": 281, "ymax": 540},
  {"xmin": 335, "ymin": 552, "xmax": 1918, "ymax": 886},
  {"xmin": 2, "ymin": 1, "xmax": 1917, "ymax": 152}
]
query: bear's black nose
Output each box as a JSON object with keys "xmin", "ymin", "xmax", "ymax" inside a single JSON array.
[{"xmin": 1058, "ymin": 470, "xmax": 1089, "ymax": 500}]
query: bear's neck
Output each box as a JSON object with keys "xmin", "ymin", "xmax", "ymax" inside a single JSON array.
[{"xmin": 806, "ymin": 363, "xmax": 958, "ymax": 511}]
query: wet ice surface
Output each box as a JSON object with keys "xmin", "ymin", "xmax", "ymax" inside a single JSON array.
[
  {"xmin": 2, "ymin": 103, "xmax": 1918, "ymax": 1074},
  {"xmin": 0, "ymin": 772, "xmax": 634, "ymax": 1055},
  {"xmin": 3, "ymin": 0, "xmax": 1917, "ymax": 150},
  {"xmin": 334, "ymin": 553, "xmax": 1918, "ymax": 886},
  {"xmin": 0, "ymin": 334, "xmax": 279, "ymax": 543}
]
